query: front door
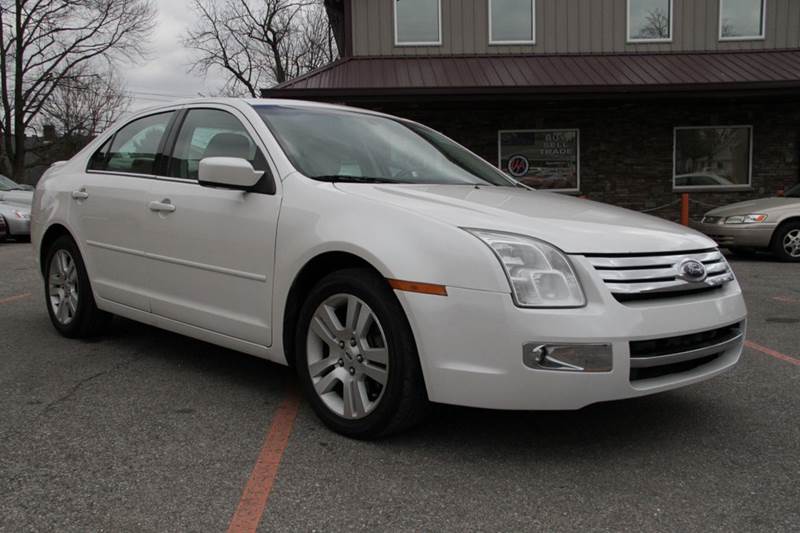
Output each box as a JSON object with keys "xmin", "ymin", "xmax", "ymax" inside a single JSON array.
[
  {"xmin": 143, "ymin": 107, "xmax": 280, "ymax": 346},
  {"xmin": 70, "ymin": 111, "xmax": 175, "ymax": 311}
]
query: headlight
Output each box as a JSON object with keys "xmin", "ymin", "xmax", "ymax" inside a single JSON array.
[
  {"xmin": 466, "ymin": 229, "xmax": 586, "ymax": 308},
  {"xmin": 13, "ymin": 210, "xmax": 30, "ymax": 220},
  {"xmin": 724, "ymin": 214, "xmax": 767, "ymax": 224}
]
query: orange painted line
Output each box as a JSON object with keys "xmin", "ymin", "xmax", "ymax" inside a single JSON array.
[
  {"xmin": 745, "ymin": 340, "xmax": 800, "ymax": 367},
  {"xmin": 0, "ymin": 293, "xmax": 31, "ymax": 305},
  {"xmin": 772, "ymin": 295, "xmax": 799, "ymax": 304},
  {"xmin": 227, "ymin": 388, "xmax": 301, "ymax": 533}
]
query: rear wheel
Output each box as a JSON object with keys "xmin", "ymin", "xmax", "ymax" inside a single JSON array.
[
  {"xmin": 44, "ymin": 235, "xmax": 112, "ymax": 337},
  {"xmin": 771, "ymin": 222, "xmax": 800, "ymax": 262},
  {"xmin": 295, "ymin": 268, "xmax": 428, "ymax": 439}
]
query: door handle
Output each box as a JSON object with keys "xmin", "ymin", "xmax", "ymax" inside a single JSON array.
[
  {"xmin": 71, "ymin": 189, "xmax": 89, "ymax": 200},
  {"xmin": 148, "ymin": 199, "xmax": 176, "ymax": 213}
]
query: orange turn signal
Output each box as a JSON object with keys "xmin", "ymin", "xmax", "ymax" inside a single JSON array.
[{"xmin": 388, "ymin": 279, "xmax": 448, "ymax": 296}]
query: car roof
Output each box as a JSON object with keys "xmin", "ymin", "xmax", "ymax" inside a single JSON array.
[{"xmin": 129, "ymin": 97, "xmax": 384, "ymax": 118}]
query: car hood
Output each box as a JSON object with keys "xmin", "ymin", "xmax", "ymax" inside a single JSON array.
[
  {"xmin": 705, "ymin": 197, "xmax": 800, "ymax": 217},
  {"xmin": 335, "ymin": 184, "xmax": 715, "ymax": 254},
  {"xmin": 0, "ymin": 190, "xmax": 33, "ymax": 206}
]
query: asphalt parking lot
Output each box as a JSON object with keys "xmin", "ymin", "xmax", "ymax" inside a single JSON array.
[{"xmin": 1, "ymin": 242, "xmax": 798, "ymax": 532}]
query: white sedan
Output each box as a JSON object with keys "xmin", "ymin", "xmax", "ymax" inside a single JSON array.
[{"xmin": 32, "ymin": 99, "xmax": 747, "ymax": 438}]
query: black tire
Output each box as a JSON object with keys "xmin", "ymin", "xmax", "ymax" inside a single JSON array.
[
  {"xmin": 771, "ymin": 222, "xmax": 800, "ymax": 262},
  {"xmin": 295, "ymin": 268, "xmax": 428, "ymax": 439},
  {"xmin": 44, "ymin": 235, "xmax": 112, "ymax": 338}
]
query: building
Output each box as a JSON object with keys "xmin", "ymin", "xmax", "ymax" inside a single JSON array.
[{"xmin": 265, "ymin": 0, "xmax": 800, "ymax": 220}]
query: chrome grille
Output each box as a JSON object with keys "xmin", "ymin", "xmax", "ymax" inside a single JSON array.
[{"xmin": 586, "ymin": 249, "xmax": 734, "ymax": 297}]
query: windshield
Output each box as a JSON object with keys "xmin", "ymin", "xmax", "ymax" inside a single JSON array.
[
  {"xmin": 0, "ymin": 175, "xmax": 24, "ymax": 191},
  {"xmin": 786, "ymin": 183, "xmax": 800, "ymax": 198},
  {"xmin": 254, "ymin": 105, "xmax": 518, "ymax": 187}
]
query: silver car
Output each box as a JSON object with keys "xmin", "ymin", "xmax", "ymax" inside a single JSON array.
[
  {"xmin": 0, "ymin": 202, "xmax": 31, "ymax": 241},
  {"xmin": 694, "ymin": 183, "xmax": 800, "ymax": 261},
  {"xmin": 0, "ymin": 174, "xmax": 34, "ymax": 206},
  {"xmin": 0, "ymin": 175, "xmax": 32, "ymax": 241}
]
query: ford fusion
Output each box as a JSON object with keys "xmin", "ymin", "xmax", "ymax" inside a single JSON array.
[{"xmin": 31, "ymin": 99, "xmax": 747, "ymax": 438}]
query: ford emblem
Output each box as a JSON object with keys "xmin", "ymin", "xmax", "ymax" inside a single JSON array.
[{"xmin": 678, "ymin": 258, "xmax": 708, "ymax": 282}]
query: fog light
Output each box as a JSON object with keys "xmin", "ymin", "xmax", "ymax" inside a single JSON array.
[{"xmin": 523, "ymin": 343, "xmax": 613, "ymax": 372}]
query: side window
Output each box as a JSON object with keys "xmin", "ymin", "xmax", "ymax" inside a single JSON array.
[
  {"xmin": 88, "ymin": 137, "xmax": 113, "ymax": 171},
  {"xmin": 91, "ymin": 112, "xmax": 174, "ymax": 174},
  {"xmin": 168, "ymin": 109, "xmax": 267, "ymax": 180}
]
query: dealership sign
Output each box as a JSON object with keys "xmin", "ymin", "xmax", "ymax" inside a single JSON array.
[{"xmin": 499, "ymin": 129, "xmax": 580, "ymax": 191}]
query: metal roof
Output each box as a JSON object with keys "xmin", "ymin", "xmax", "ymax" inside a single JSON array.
[{"xmin": 264, "ymin": 50, "xmax": 800, "ymax": 99}]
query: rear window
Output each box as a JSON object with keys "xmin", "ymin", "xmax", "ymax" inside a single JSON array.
[{"xmin": 89, "ymin": 112, "xmax": 174, "ymax": 174}]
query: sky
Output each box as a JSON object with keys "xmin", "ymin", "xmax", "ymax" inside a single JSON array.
[{"xmin": 121, "ymin": 0, "xmax": 229, "ymax": 112}]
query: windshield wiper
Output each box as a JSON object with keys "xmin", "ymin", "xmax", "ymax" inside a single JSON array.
[{"xmin": 312, "ymin": 175, "xmax": 401, "ymax": 184}]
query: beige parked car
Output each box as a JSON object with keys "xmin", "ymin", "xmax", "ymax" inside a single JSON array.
[{"xmin": 694, "ymin": 183, "xmax": 800, "ymax": 261}]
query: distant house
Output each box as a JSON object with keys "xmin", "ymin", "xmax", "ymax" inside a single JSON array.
[{"xmin": 266, "ymin": 0, "xmax": 800, "ymax": 217}]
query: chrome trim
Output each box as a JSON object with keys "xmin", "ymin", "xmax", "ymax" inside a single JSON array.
[
  {"xmin": 587, "ymin": 250, "xmax": 722, "ymax": 269},
  {"xmin": 605, "ymin": 272, "xmax": 734, "ymax": 295},
  {"xmin": 86, "ymin": 169, "xmax": 197, "ymax": 184},
  {"xmin": 630, "ymin": 331, "xmax": 743, "ymax": 368},
  {"xmin": 522, "ymin": 342, "xmax": 613, "ymax": 373},
  {"xmin": 599, "ymin": 265, "xmax": 680, "ymax": 281}
]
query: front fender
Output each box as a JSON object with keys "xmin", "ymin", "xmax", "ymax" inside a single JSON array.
[{"xmin": 268, "ymin": 174, "xmax": 511, "ymax": 360}]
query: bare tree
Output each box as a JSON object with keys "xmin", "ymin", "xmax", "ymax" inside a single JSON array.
[
  {"xmin": 39, "ymin": 65, "xmax": 131, "ymax": 139},
  {"xmin": 637, "ymin": 9, "xmax": 670, "ymax": 39},
  {"xmin": 291, "ymin": 2, "xmax": 337, "ymax": 75},
  {"xmin": 184, "ymin": 0, "xmax": 337, "ymax": 98},
  {"xmin": 0, "ymin": 0, "xmax": 155, "ymax": 181}
]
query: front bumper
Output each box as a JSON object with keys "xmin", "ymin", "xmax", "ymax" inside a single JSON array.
[
  {"xmin": 396, "ymin": 257, "xmax": 747, "ymax": 410},
  {"xmin": 692, "ymin": 221, "xmax": 775, "ymax": 249}
]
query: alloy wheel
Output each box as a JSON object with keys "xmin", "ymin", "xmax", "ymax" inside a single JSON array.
[
  {"xmin": 49, "ymin": 249, "xmax": 79, "ymax": 325},
  {"xmin": 306, "ymin": 294, "xmax": 389, "ymax": 419},
  {"xmin": 784, "ymin": 229, "xmax": 800, "ymax": 258}
]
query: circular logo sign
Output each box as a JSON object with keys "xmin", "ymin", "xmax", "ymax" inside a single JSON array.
[
  {"xmin": 678, "ymin": 258, "xmax": 708, "ymax": 282},
  {"xmin": 507, "ymin": 155, "xmax": 530, "ymax": 178}
]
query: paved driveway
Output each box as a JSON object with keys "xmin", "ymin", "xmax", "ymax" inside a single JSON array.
[{"xmin": 1, "ymin": 242, "xmax": 798, "ymax": 532}]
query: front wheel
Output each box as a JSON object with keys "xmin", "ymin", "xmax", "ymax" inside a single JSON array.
[
  {"xmin": 44, "ymin": 235, "xmax": 112, "ymax": 337},
  {"xmin": 771, "ymin": 222, "xmax": 800, "ymax": 262},
  {"xmin": 295, "ymin": 268, "xmax": 428, "ymax": 439}
]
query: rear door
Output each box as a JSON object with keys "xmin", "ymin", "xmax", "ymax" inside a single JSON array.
[
  {"xmin": 70, "ymin": 110, "xmax": 176, "ymax": 311},
  {"xmin": 142, "ymin": 106, "xmax": 280, "ymax": 346}
]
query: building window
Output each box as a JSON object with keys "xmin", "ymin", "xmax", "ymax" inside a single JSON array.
[
  {"xmin": 674, "ymin": 126, "xmax": 753, "ymax": 190},
  {"xmin": 498, "ymin": 129, "xmax": 580, "ymax": 191},
  {"xmin": 627, "ymin": 0, "xmax": 673, "ymax": 42},
  {"xmin": 720, "ymin": 0, "xmax": 766, "ymax": 40},
  {"xmin": 394, "ymin": 0, "xmax": 441, "ymax": 46},
  {"xmin": 489, "ymin": 0, "xmax": 535, "ymax": 45}
]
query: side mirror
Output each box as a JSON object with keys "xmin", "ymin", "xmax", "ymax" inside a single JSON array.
[{"xmin": 198, "ymin": 157, "xmax": 264, "ymax": 190}]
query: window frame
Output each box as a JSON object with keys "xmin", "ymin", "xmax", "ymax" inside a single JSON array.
[
  {"xmin": 393, "ymin": 0, "xmax": 442, "ymax": 47},
  {"xmin": 672, "ymin": 125, "xmax": 754, "ymax": 192},
  {"xmin": 488, "ymin": 0, "xmax": 536, "ymax": 46},
  {"xmin": 719, "ymin": 0, "xmax": 767, "ymax": 42},
  {"xmin": 85, "ymin": 110, "xmax": 177, "ymax": 178},
  {"xmin": 497, "ymin": 128, "xmax": 581, "ymax": 193},
  {"xmin": 626, "ymin": 0, "xmax": 674, "ymax": 43}
]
